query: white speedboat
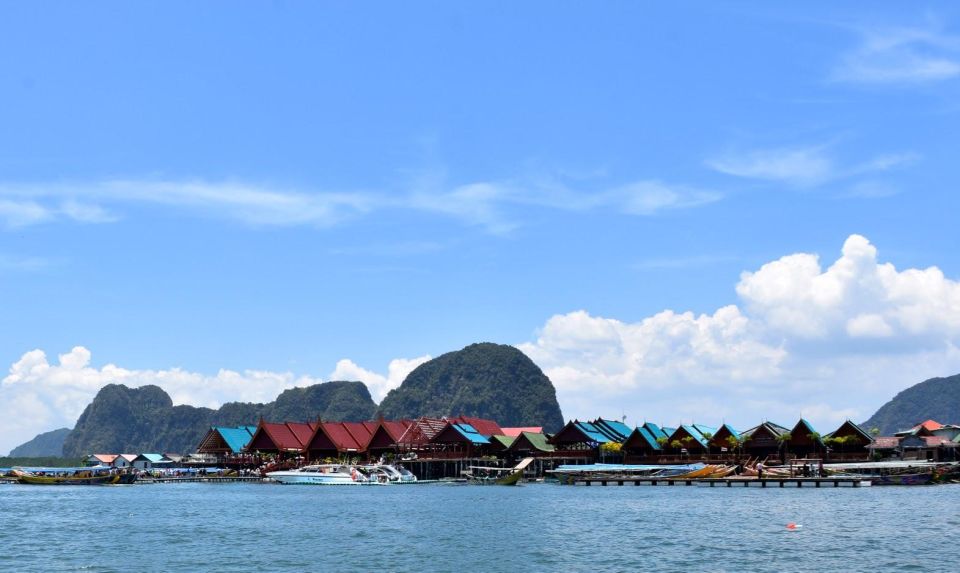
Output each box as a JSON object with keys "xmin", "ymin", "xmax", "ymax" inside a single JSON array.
[
  {"xmin": 360, "ymin": 464, "xmax": 418, "ymax": 484},
  {"xmin": 266, "ymin": 464, "xmax": 376, "ymax": 485}
]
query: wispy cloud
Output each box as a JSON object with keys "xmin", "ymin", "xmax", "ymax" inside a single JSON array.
[
  {"xmin": 0, "ymin": 174, "xmax": 722, "ymax": 235},
  {"xmin": 706, "ymin": 144, "xmax": 918, "ymax": 188},
  {"xmin": 707, "ymin": 146, "xmax": 836, "ymax": 186},
  {"xmin": 0, "ymin": 253, "xmax": 50, "ymax": 272},
  {"xmin": 833, "ymin": 24, "xmax": 960, "ymax": 84}
]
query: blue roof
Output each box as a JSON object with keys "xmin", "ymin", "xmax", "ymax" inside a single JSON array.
[
  {"xmin": 661, "ymin": 426, "xmax": 676, "ymax": 437},
  {"xmin": 137, "ymin": 453, "xmax": 167, "ymax": 462},
  {"xmin": 632, "ymin": 427, "xmax": 661, "ymax": 450},
  {"xmin": 451, "ymin": 423, "xmax": 490, "ymax": 445},
  {"xmin": 643, "ymin": 422, "xmax": 669, "ymax": 440},
  {"xmin": 675, "ymin": 425, "xmax": 707, "ymax": 446},
  {"xmin": 593, "ymin": 419, "xmax": 632, "ymax": 442},
  {"xmin": 573, "ymin": 422, "xmax": 612, "ymax": 444},
  {"xmin": 217, "ymin": 426, "xmax": 256, "ymax": 453},
  {"xmin": 718, "ymin": 424, "xmax": 740, "ymax": 439}
]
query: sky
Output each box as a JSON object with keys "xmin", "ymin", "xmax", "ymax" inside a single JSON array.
[{"xmin": 2, "ymin": 2, "xmax": 960, "ymax": 454}]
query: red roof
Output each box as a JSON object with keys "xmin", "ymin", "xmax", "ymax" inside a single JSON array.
[
  {"xmin": 501, "ymin": 427, "xmax": 542, "ymax": 437},
  {"xmin": 249, "ymin": 421, "xmax": 316, "ymax": 452},
  {"xmin": 454, "ymin": 415, "xmax": 503, "ymax": 436},
  {"xmin": 397, "ymin": 417, "xmax": 449, "ymax": 445},
  {"xmin": 918, "ymin": 420, "xmax": 943, "ymax": 431},
  {"xmin": 365, "ymin": 420, "xmax": 413, "ymax": 450}
]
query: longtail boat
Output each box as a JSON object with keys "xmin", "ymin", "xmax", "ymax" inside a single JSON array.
[{"xmin": 12, "ymin": 466, "xmax": 120, "ymax": 485}]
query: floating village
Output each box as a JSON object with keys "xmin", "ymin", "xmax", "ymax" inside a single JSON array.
[{"xmin": 4, "ymin": 415, "xmax": 960, "ymax": 488}]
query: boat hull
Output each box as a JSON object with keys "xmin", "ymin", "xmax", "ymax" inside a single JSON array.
[{"xmin": 16, "ymin": 474, "xmax": 119, "ymax": 486}]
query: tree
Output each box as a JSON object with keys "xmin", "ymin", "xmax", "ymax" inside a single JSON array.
[
  {"xmin": 776, "ymin": 432, "xmax": 792, "ymax": 460},
  {"xmin": 656, "ymin": 436, "xmax": 669, "ymax": 450}
]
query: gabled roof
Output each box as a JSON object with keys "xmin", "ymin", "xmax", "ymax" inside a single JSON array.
[
  {"xmin": 118, "ymin": 454, "xmax": 137, "ymax": 462},
  {"xmin": 712, "ymin": 424, "xmax": 740, "ymax": 440},
  {"xmin": 788, "ymin": 419, "xmax": 824, "ymax": 445},
  {"xmin": 593, "ymin": 419, "xmax": 633, "ymax": 442},
  {"xmin": 623, "ymin": 427, "xmax": 660, "ymax": 450},
  {"xmin": 642, "ymin": 422, "xmax": 669, "ymax": 441},
  {"xmin": 741, "ymin": 421, "xmax": 791, "ymax": 439},
  {"xmin": 507, "ymin": 431, "xmax": 555, "ymax": 453},
  {"xmin": 450, "ymin": 423, "xmax": 490, "ymax": 445},
  {"xmin": 396, "ymin": 416, "xmax": 449, "ymax": 446},
  {"xmin": 827, "ymin": 420, "xmax": 874, "ymax": 443},
  {"xmin": 135, "ymin": 453, "xmax": 167, "ymax": 463},
  {"xmin": 453, "ymin": 416, "xmax": 503, "ymax": 437},
  {"xmin": 692, "ymin": 424, "xmax": 717, "ymax": 438},
  {"xmin": 669, "ymin": 425, "xmax": 710, "ymax": 447},
  {"xmin": 501, "ymin": 427, "xmax": 542, "ymax": 437},
  {"xmin": 90, "ymin": 454, "xmax": 118, "ymax": 464},
  {"xmin": 548, "ymin": 420, "xmax": 612, "ymax": 445},
  {"xmin": 247, "ymin": 421, "xmax": 316, "ymax": 452},
  {"xmin": 217, "ymin": 426, "xmax": 257, "ymax": 453},
  {"xmin": 365, "ymin": 420, "xmax": 414, "ymax": 450},
  {"xmin": 661, "ymin": 426, "xmax": 676, "ymax": 437},
  {"xmin": 489, "ymin": 435, "xmax": 516, "ymax": 449}
]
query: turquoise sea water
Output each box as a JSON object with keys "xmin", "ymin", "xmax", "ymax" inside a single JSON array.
[{"xmin": 1, "ymin": 481, "xmax": 956, "ymax": 572}]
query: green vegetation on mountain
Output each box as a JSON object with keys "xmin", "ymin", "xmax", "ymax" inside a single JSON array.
[
  {"xmin": 8, "ymin": 428, "xmax": 72, "ymax": 457},
  {"xmin": 862, "ymin": 373, "xmax": 960, "ymax": 435},
  {"xmin": 61, "ymin": 381, "xmax": 376, "ymax": 457},
  {"xmin": 0, "ymin": 456, "xmax": 83, "ymax": 468},
  {"xmin": 377, "ymin": 342, "xmax": 565, "ymax": 432}
]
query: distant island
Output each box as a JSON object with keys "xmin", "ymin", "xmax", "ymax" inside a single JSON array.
[
  {"xmin": 862, "ymin": 373, "xmax": 960, "ymax": 435},
  {"xmin": 31, "ymin": 342, "xmax": 565, "ymax": 456}
]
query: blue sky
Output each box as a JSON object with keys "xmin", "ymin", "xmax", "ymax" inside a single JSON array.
[{"xmin": 2, "ymin": 3, "xmax": 960, "ymax": 453}]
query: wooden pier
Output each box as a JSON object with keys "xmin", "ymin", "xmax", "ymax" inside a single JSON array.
[
  {"xmin": 137, "ymin": 476, "xmax": 266, "ymax": 484},
  {"xmin": 567, "ymin": 477, "xmax": 871, "ymax": 488}
]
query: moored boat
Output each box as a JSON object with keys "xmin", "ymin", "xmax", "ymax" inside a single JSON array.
[
  {"xmin": 266, "ymin": 464, "xmax": 380, "ymax": 485},
  {"xmin": 13, "ymin": 466, "xmax": 120, "ymax": 485}
]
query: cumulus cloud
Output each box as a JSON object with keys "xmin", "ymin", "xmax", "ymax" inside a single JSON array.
[
  {"xmin": 519, "ymin": 234, "xmax": 960, "ymax": 432},
  {"xmin": 329, "ymin": 355, "xmax": 432, "ymax": 402},
  {"xmin": 6, "ymin": 235, "xmax": 959, "ymax": 453},
  {"xmin": 0, "ymin": 347, "xmax": 408, "ymax": 455}
]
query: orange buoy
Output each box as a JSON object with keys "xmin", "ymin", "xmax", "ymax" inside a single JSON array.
[{"xmin": 786, "ymin": 522, "xmax": 802, "ymax": 530}]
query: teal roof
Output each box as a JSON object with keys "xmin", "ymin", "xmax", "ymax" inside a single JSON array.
[
  {"xmin": 217, "ymin": 426, "xmax": 256, "ymax": 454},
  {"xmin": 692, "ymin": 424, "xmax": 717, "ymax": 438},
  {"xmin": 679, "ymin": 425, "xmax": 710, "ymax": 446},
  {"xmin": 573, "ymin": 422, "xmax": 612, "ymax": 444},
  {"xmin": 593, "ymin": 419, "xmax": 632, "ymax": 442},
  {"xmin": 634, "ymin": 427, "xmax": 661, "ymax": 450},
  {"xmin": 643, "ymin": 423, "xmax": 669, "ymax": 441},
  {"xmin": 717, "ymin": 424, "xmax": 740, "ymax": 439},
  {"xmin": 138, "ymin": 453, "xmax": 166, "ymax": 462},
  {"xmin": 452, "ymin": 423, "xmax": 490, "ymax": 445},
  {"xmin": 661, "ymin": 426, "xmax": 676, "ymax": 437}
]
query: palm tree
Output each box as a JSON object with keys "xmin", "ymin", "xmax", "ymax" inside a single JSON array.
[{"xmin": 776, "ymin": 432, "xmax": 792, "ymax": 461}]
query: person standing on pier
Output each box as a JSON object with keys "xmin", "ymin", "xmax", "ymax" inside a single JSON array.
[{"xmin": 757, "ymin": 461, "xmax": 764, "ymax": 480}]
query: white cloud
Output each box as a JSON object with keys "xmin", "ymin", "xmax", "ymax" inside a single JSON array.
[
  {"xmin": 8, "ymin": 235, "xmax": 957, "ymax": 452},
  {"xmin": 707, "ymin": 146, "xmax": 836, "ymax": 186},
  {"xmin": 329, "ymin": 355, "xmax": 431, "ymax": 402},
  {"xmin": 833, "ymin": 25, "xmax": 960, "ymax": 84},
  {"xmin": 1, "ymin": 174, "xmax": 721, "ymax": 234},
  {"xmin": 0, "ymin": 199, "xmax": 53, "ymax": 228},
  {"xmin": 518, "ymin": 234, "xmax": 960, "ymax": 433},
  {"xmin": 706, "ymin": 145, "xmax": 917, "ymax": 188},
  {"xmin": 0, "ymin": 347, "xmax": 419, "ymax": 455}
]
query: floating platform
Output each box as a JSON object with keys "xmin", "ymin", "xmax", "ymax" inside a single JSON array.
[
  {"xmin": 568, "ymin": 477, "xmax": 871, "ymax": 488},
  {"xmin": 138, "ymin": 476, "xmax": 267, "ymax": 484}
]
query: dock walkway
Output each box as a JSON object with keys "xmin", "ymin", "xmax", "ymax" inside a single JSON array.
[
  {"xmin": 138, "ymin": 476, "xmax": 266, "ymax": 484},
  {"xmin": 569, "ymin": 476, "xmax": 870, "ymax": 487}
]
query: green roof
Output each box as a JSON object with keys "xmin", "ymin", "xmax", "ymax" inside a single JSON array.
[
  {"xmin": 511, "ymin": 431, "xmax": 555, "ymax": 452},
  {"xmin": 490, "ymin": 435, "xmax": 516, "ymax": 448}
]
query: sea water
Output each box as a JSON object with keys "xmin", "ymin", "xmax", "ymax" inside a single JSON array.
[{"xmin": 0, "ymin": 481, "xmax": 955, "ymax": 572}]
